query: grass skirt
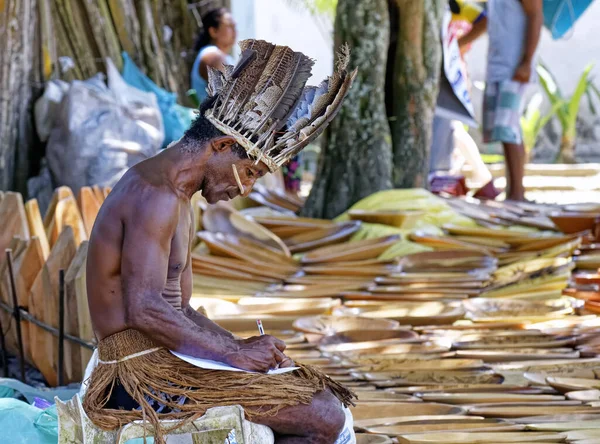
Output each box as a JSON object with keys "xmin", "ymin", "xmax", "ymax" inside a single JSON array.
[{"xmin": 83, "ymin": 329, "xmax": 355, "ymax": 443}]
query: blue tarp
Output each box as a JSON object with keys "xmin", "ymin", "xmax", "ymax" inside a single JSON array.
[
  {"xmin": 0, "ymin": 378, "xmax": 78, "ymax": 404},
  {"xmin": 544, "ymin": 0, "xmax": 595, "ymax": 39},
  {"xmin": 0, "ymin": 398, "xmax": 58, "ymax": 443},
  {"xmin": 121, "ymin": 52, "xmax": 195, "ymax": 147},
  {"xmin": 0, "ymin": 378, "xmax": 79, "ymax": 443}
]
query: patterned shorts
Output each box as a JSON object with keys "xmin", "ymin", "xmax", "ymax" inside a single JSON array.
[
  {"xmin": 106, "ymin": 380, "xmax": 186, "ymax": 414},
  {"xmin": 483, "ymin": 80, "xmax": 527, "ymax": 145}
]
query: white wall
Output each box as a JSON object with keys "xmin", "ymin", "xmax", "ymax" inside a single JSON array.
[
  {"xmin": 230, "ymin": 0, "xmax": 256, "ymax": 47},
  {"xmin": 231, "ymin": 0, "xmax": 334, "ymax": 83}
]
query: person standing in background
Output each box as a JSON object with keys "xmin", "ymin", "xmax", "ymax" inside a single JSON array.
[
  {"xmin": 460, "ymin": 0, "xmax": 543, "ymax": 201},
  {"xmin": 190, "ymin": 8, "xmax": 237, "ymax": 103},
  {"xmin": 430, "ymin": 0, "xmax": 494, "ymax": 193},
  {"xmin": 448, "ymin": 0, "xmax": 496, "ymax": 195}
]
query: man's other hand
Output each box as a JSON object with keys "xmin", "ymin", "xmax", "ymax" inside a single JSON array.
[
  {"xmin": 225, "ymin": 335, "xmax": 291, "ymax": 373},
  {"xmin": 513, "ymin": 62, "xmax": 532, "ymax": 83}
]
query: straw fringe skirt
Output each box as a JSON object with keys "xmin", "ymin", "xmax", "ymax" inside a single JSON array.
[{"xmin": 83, "ymin": 330, "xmax": 355, "ymax": 442}]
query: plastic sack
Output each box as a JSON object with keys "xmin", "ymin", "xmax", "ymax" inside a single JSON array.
[
  {"xmin": 79, "ymin": 348, "xmax": 98, "ymax": 398},
  {"xmin": 0, "ymin": 378, "xmax": 79, "ymax": 404},
  {"xmin": 34, "ymin": 79, "xmax": 69, "ymax": 142},
  {"xmin": 121, "ymin": 52, "xmax": 193, "ymax": 146},
  {"xmin": 0, "ymin": 398, "xmax": 58, "ymax": 444},
  {"xmin": 45, "ymin": 60, "xmax": 163, "ymax": 194},
  {"xmin": 27, "ymin": 159, "xmax": 55, "ymax": 216}
]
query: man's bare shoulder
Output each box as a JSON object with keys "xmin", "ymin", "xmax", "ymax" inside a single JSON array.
[{"xmin": 99, "ymin": 169, "xmax": 181, "ymax": 231}]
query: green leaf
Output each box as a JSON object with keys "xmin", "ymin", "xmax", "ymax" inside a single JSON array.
[
  {"xmin": 284, "ymin": 0, "xmax": 337, "ymax": 18},
  {"xmin": 565, "ymin": 63, "xmax": 594, "ymax": 138},
  {"xmin": 520, "ymin": 92, "xmax": 564, "ymax": 153},
  {"xmin": 540, "ymin": 99, "xmax": 566, "ymax": 129},
  {"xmin": 186, "ymin": 89, "xmax": 200, "ymax": 108},
  {"xmin": 536, "ymin": 63, "xmax": 568, "ymax": 128},
  {"xmin": 537, "ymin": 62, "xmax": 563, "ymax": 100},
  {"xmin": 481, "ymin": 154, "xmax": 505, "ymax": 164},
  {"xmin": 314, "ymin": 0, "xmax": 337, "ymax": 15}
]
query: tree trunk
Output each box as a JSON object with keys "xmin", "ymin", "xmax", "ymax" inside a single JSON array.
[
  {"xmin": 388, "ymin": 0, "xmax": 444, "ymax": 189},
  {"xmin": 301, "ymin": 0, "xmax": 393, "ymax": 219},
  {"xmin": 0, "ymin": 0, "xmax": 38, "ymax": 193}
]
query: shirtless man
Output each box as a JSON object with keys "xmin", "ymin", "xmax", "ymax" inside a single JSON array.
[
  {"xmin": 84, "ymin": 37, "xmax": 356, "ymax": 443},
  {"xmin": 85, "ymin": 112, "xmax": 349, "ymax": 443}
]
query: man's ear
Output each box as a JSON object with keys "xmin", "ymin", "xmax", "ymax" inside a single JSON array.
[{"xmin": 210, "ymin": 136, "xmax": 237, "ymax": 153}]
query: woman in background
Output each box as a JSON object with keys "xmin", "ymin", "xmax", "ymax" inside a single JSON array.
[{"xmin": 190, "ymin": 7, "xmax": 237, "ymax": 103}]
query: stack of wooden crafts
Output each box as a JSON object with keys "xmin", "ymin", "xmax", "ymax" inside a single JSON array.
[
  {"xmin": 6, "ymin": 185, "xmax": 600, "ymax": 442},
  {"xmin": 188, "ymin": 191, "xmax": 600, "ymax": 443},
  {"xmin": 547, "ymin": 203, "xmax": 600, "ymax": 319},
  {"xmin": 0, "ymin": 185, "xmax": 109, "ymax": 385}
]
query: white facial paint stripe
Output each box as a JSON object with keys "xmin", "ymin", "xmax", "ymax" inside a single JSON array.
[{"xmin": 232, "ymin": 164, "xmax": 245, "ymax": 195}]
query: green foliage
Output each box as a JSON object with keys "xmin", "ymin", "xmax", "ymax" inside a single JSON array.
[
  {"xmin": 520, "ymin": 92, "xmax": 563, "ymax": 154},
  {"xmin": 536, "ymin": 62, "xmax": 594, "ymax": 162},
  {"xmin": 285, "ymin": 0, "xmax": 337, "ymax": 18},
  {"xmin": 481, "ymin": 154, "xmax": 505, "ymax": 164},
  {"xmin": 312, "ymin": 0, "xmax": 338, "ymax": 16},
  {"xmin": 186, "ymin": 89, "xmax": 200, "ymax": 108}
]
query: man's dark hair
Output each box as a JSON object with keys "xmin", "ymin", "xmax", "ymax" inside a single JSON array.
[{"xmin": 181, "ymin": 114, "xmax": 248, "ymax": 159}]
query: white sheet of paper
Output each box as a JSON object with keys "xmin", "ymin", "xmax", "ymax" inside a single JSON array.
[{"xmin": 171, "ymin": 351, "xmax": 299, "ymax": 375}]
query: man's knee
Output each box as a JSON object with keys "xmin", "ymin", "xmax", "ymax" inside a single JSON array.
[{"xmin": 311, "ymin": 392, "xmax": 345, "ymax": 443}]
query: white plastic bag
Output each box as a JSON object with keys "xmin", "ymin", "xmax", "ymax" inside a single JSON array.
[
  {"xmin": 45, "ymin": 59, "xmax": 164, "ymax": 194},
  {"xmin": 34, "ymin": 79, "xmax": 69, "ymax": 142}
]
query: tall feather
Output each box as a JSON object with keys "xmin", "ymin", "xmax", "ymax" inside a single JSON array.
[
  {"xmin": 212, "ymin": 40, "xmax": 275, "ymax": 121},
  {"xmin": 289, "ymin": 44, "xmax": 351, "ymax": 136},
  {"xmin": 239, "ymin": 46, "xmax": 300, "ymax": 131},
  {"xmin": 245, "ymin": 52, "xmax": 314, "ymax": 137},
  {"xmin": 246, "ymin": 46, "xmax": 295, "ymax": 105},
  {"xmin": 269, "ymin": 55, "xmax": 314, "ymax": 126},
  {"xmin": 203, "ymin": 39, "xmax": 356, "ymax": 172},
  {"xmin": 206, "ymin": 66, "xmax": 225, "ymax": 97},
  {"xmin": 230, "ymin": 48, "xmax": 257, "ymax": 79},
  {"xmin": 271, "ymin": 66, "xmax": 357, "ymax": 166},
  {"xmin": 222, "ymin": 40, "xmax": 275, "ymax": 123},
  {"xmin": 287, "ymin": 85, "xmax": 318, "ymax": 129}
]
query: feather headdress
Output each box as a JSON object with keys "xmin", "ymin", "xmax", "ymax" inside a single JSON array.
[{"xmin": 204, "ymin": 39, "xmax": 357, "ymax": 172}]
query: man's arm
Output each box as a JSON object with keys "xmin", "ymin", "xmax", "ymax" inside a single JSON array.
[
  {"xmin": 199, "ymin": 49, "xmax": 226, "ymax": 80},
  {"xmin": 180, "ymin": 208, "xmax": 235, "ymax": 340},
  {"xmin": 121, "ymin": 194, "xmax": 286, "ymax": 372},
  {"xmin": 179, "ymin": 205, "xmax": 294, "ymax": 368},
  {"xmin": 458, "ymin": 16, "xmax": 487, "ymax": 50},
  {"xmin": 514, "ymin": 0, "xmax": 543, "ymax": 82}
]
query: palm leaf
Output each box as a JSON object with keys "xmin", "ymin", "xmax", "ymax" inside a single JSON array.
[
  {"xmin": 536, "ymin": 62, "xmax": 568, "ymax": 128},
  {"xmin": 565, "ymin": 63, "xmax": 594, "ymax": 138}
]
